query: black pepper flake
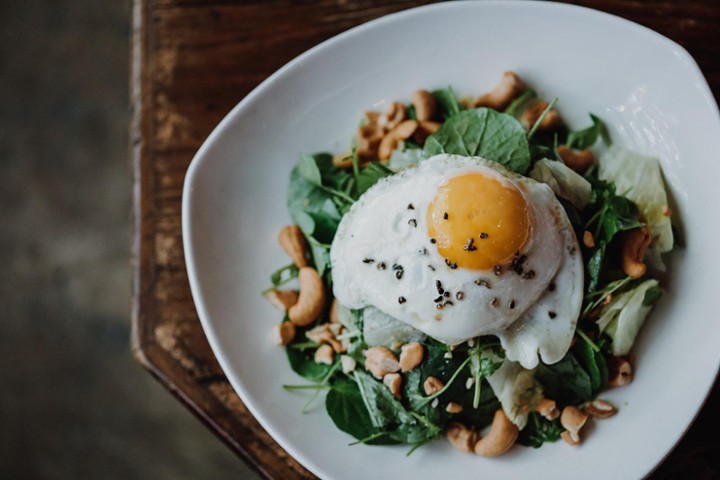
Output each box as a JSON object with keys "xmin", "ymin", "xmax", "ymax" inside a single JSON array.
[
  {"xmin": 377, "ymin": 262, "xmax": 386, "ymax": 270},
  {"xmin": 444, "ymin": 291, "xmax": 450, "ymax": 298},
  {"xmin": 510, "ymin": 251, "xmax": 527, "ymax": 275},
  {"xmin": 392, "ymin": 264, "xmax": 404, "ymax": 280},
  {"xmin": 444, "ymin": 301, "xmax": 454, "ymax": 307},
  {"xmin": 408, "ymin": 219, "xmax": 417, "ymax": 227},
  {"xmin": 474, "ymin": 279, "xmax": 491, "ymax": 288},
  {"xmin": 479, "ymin": 232, "xmax": 489, "ymax": 239},
  {"xmin": 549, "ymin": 283, "xmax": 556, "ymax": 292},
  {"xmin": 435, "ymin": 280, "xmax": 443, "ymax": 293},
  {"xmin": 430, "ymin": 238, "xmax": 437, "ymax": 244},
  {"xmin": 494, "ymin": 265, "xmax": 502, "ymax": 276},
  {"xmin": 428, "ymin": 265, "xmax": 436, "ymax": 271},
  {"xmin": 445, "ymin": 259, "xmax": 458, "ymax": 269},
  {"xmin": 548, "ymin": 311, "xmax": 557, "ymax": 319},
  {"xmin": 522, "ymin": 270, "xmax": 536, "ymax": 280},
  {"xmin": 490, "ymin": 297, "xmax": 498, "ymax": 307},
  {"xmin": 362, "ymin": 258, "xmax": 375, "ymax": 264},
  {"xmin": 463, "ymin": 238, "xmax": 477, "ymax": 252},
  {"xmin": 419, "ymin": 247, "xmax": 429, "ymax": 255},
  {"xmin": 443, "ymin": 212, "xmax": 449, "ymax": 220},
  {"xmin": 407, "ymin": 203, "xmax": 415, "ymax": 210},
  {"xmin": 509, "ymin": 300, "xmax": 516, "ymax": 309},
  {"xmin": 398, "ymin": 296, "xmax": 406, "ymax": 304},
  {"xmin": 434, "ymin": 295, "xmax": 444, "ymax": 303},
  {"xmin": 456, "ymin": 292, "xmax": 464, "ymax": 301},
  {"xmin": 395, "ymin": 270, "xmax": 404, "ymax": 280}
]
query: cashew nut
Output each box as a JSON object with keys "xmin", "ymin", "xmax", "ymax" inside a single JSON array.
[
  {"xmin": 412, "ymin": 120, "xmax": 442, "ymax": 146},
  {"xmin": 583, "ymin": 399, "xmax": 617, "ymax": 418},
  {"xmin": 378, "ymin": 101, "xmax": 407, "ymax": 131},
  {"xmin": 264, "ymin": 289, "xmax": 299, "ymax": 311},
  {"xmin": 332, "ymin": 149, "xmax": 354, "ymax": 169},
  {"xmin": 607, "ymin": 356, "xmax": 633, "ymax": 387},
  {"xmin": 314, "ymin": 344, "xmax": 334, "ymax": 365},
  {"xmin": 558, "ymin": 145, "xmax": 595, "ymax": 174},
  {"xmin": 521, "ymin": 101, "xmax": 562, "ymax": 132},
  {"xmin": 329, "ymin": 299, "xmax": 339, "ymax": 324},
  {"xmin": 356, "ymin": 123, "xmax": 384, "ymax": 161},
  {"xmin": 278, "ymin": 225, "xmax": 309, "ymax": 268},
  {"xmin": 621, "ymin": 226, "xmax": 652, "ymax": 278},
  {"xmin": 560, "ymin": 406, "xmax": 588, "ymax": 446},
  {"xmin": 288, "ymin": 267, "xmax": 326, "ymax": 327},
  {"xmin": 412, "ymin": 89, "xmax": 437, "ymax": 121},
  {"xmin": 446, "ymin": 402, "xmax": 463, "ymax": 414},
  {"xmin": 474, "ymin": 71, "xmax": 526, "ymax": 111},
  {"xmin": 474, "ymin": 409, "xmax": 519, "ymax": 457},
  {"xmin": 378, "ymin": 119, "xmax": 419, "ymax": 161},
  {"xmin": 535, "ymin": 398, "xmax": 560, "ymax": 421},
  {"xmin": 364, "ymin": 346, "xmax": 400, "ymax": 379},
  {"xmin": 446, "ymin": 422, "xmax": 477, "ymax": 453},
  {"xmin": 305, "ymin": 323, "xmax": 345, "ymax": 353},
  {"xmin": 583, "ymin": 230, "xmax": 596, "ymax": 248},
  {"xmin": 340, "ymin": 355, "xmax": 356, "ymax": 374},
  {"xmin": 273, "ymin": 322, "xmax": 296, "ymax": 346},
  {"xmin": 383, "ymin": 372, "xmax": 403, "ymax": 400},
  {"xmin": 399, "ymin": 342, "xmax": 424, "ymax": 372},
  {"xmin": 423, "ymin": 376, "xmax": 444, "ymax": 396}
]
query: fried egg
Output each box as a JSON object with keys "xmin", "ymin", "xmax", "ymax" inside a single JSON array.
[{"xmin": 330, "ymin": 154, "xmax": 583, "ymax": 368}]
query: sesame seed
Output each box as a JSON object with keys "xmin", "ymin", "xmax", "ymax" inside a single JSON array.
[
  {"xmin": 431, "ymin": 398, "xmax": 439, "ymax": 408},
  {"xmin": 522, "ymin": 270, "xmax": 536, "ymax": 280},
  {"xmin": 436, "ymin": 303, "xmax": 444, "ymax": 310},
  {"xmin": 427, "ymin": 265, "xmax": 436, "ymax": 271},
  {"xmin": 444, "ymin": 291, "xmax": 450, "ymax": 298},
  {"xmin": 419, "ymin": 247, "xmax": 429, "ymax": 255},
  {"xmin": 434, "ymin": 314, "xmax": 442, "ymax": 321},
  {"xmin": 456, "ymin": 291, "xmax": 464, "ymax": 301},
  {"xmin": 474, "ymin": 279, "xmax": 490, "ymax": 288}
]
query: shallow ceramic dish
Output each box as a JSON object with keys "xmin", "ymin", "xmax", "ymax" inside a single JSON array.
[{"xmin": 182, "ymin": 2, "xmax": 720, "ymax": 478}]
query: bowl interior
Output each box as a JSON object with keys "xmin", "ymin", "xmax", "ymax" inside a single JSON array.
[{"xmin": 183, "ymin": 2, "xmax": 720, "ymax": 479}]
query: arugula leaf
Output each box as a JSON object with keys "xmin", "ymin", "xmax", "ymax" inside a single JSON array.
[
  {"xmin": 423, "ymin": 108, "xmax": 532, "ymax": 174},
  {"xmin": 535, "ymin": 353, "xmax": 593, "ymax": 406},
  {"xmin": 431, "ymin": 87, "xmax": 462, "ymax": 119},
  {"xmin": 517, "ymin": 412, "xmax": 564, "ymax": 448},
  {"xmin": 566, "ymin": 114, "xmax": 611, "ymax": 150},
  {"xmin": 286, "ymin": 344, "xmax": 332, "ymax": 381},
  {"xmin": 326, "ymin": 377, "xmax": 396, "ymax": 445}
]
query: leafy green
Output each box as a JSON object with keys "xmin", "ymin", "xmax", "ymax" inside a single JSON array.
[
  {"xmin": 263, "ymin": 263, "xmax": 299, "ymax": 293},
  {"xmin": 517, "ymin": 412, "xmax": 564, "ymax": 448},
  {"xmin": 423, "ymin": 108, "xmax": 532, "ymax": 174},
  {"xmin": 326, "ymin": 377, "xmax": 395, "ymax": 445},
  {"xmin": 526, "ymin": 97, "xmax": 558, "ymax": 141},
  {"xmin": 535, "ymin": 353, "xmax": 593, "ymax": 406},
  {"xmin": 566, "ymin": 114, "xmax": 610, "ymax": 150},
  {"xmin": 643, "ymin": 285, "xmax": 663, "ymax": 306},
  {"xmin": 355, "ymin": 162, "xmax": 393, "ymax": 197},
  {"xmin": 572, "ymin": 339, "xmax": 608, "ymax": 394},
  {"xmin": 285, "ymin": 344, "xmax": 333, "ymax": 381},
  {"xmin": 431, "ymin": 87, "xmax": 462, "ymax": 119},
  {"xmin": 504, "ymin": 89, "xmax": 536, "ymax": 117}
]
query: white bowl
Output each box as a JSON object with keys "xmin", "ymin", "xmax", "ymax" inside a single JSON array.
[{"xmin": 182, "ymin": 2, "xmax": 720, "ymax": 479}]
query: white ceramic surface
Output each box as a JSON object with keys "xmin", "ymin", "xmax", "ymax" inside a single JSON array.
[{"xmin": 182, "ymin": 2, "xmax": 720, "ymax": 479}]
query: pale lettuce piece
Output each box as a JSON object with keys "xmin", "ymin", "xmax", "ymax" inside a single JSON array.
[
  {"xmin": 596, "ymin": 279, "xmax": 660, "ymax": 356},
  {"xmin": 361, "ymin": 306, "xmax": 425, "ymax": 348},
  {"xmin": 486, "ymin": 359, "xmax": 543, "ymax": 430},
  {"xmin": 599, "ymin": 147, "xmax": 673, "ymax": 269},
  {"xmin": 530, "ymin": 158, "xmax": 592, "ymax": 209}
]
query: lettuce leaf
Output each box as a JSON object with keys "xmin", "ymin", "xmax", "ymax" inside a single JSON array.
[
  {"xmin": 486, "ymin": 360, "xmax": 543, "ymax": 429},
  {"xmin": 530, "ymin": 158, "xmax": 592, "ymax": 209}
]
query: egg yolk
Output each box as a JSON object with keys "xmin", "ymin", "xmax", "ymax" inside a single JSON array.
[{"xmin": 427, "ymin": 172, "xmax": 531, "ymax": 271}]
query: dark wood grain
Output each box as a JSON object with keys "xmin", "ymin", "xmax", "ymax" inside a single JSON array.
[{"xmin": 130, "ymin": 1, "xmax": 720, "ymax": 479}]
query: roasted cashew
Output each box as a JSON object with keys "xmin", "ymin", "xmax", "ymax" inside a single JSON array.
[
  {"xmin": 264, "ymin": 289, "xmax": 299, "ymax": 312},
  {"xmin": 622, "ymin": 226, "xmax": 652, "ymax": 278},
  {"xmin": 583, "ymin": 230, "xmax": 596, "ymax": 248},
  {"xmin": 288, "ymin": 267, "xmax": 326, "ymax": 327},
  {"xmin": 306, "ymin": 323, "xmax": 345, "ymax": 353},
  {"xmin": 474, "ymin": 409, "xmax": 519, "ymax": 457},
  {"xmin": 535, "ymin": 398, "xmax": 560, "ymax": 421},
  {"xmin": 356, "ymin": 123, "xmax": 384, "ymax": 161},
  {"xmin": 332, "ymin": 149, "xmax": 354, "ymax": 169},
  {"xmin": 558, "ymin": 145, "xmax": 595, "ymax": 174},
  {"xmin": 521, "ymin": 100, "xmax": 562, "ymax": 132},
  {"xmin": 278, "ymin": 225, "xmax": 309, "ymax": 268},
  {"xmin": 412, "ymin": 89, "xmax": 437, "ymax": 121},
  {"xmin": 412, "ymin": 120, "xmax": 442, "ymax": 146},
  {"xmin": 399, "ymin": 342, "xmax": 424, "ymax": 372},
  {"xmin": 378, "ymin": 119, "xmax": 419, "ymax": 161},
  {"xmin": 560, "ymin": 406, "xmax": 588, "ymax": 445},
  {"xmin": 474, "ymin": 71, "xmax": 526, "ymax": 111},
  {"xmin": 378, "ymin": 101, "xmax": 407, "ymax": 131},
  {"xmin": 583, "ymin": 399, "xmax": 617, "ymax": 418},
  {"xmin": 423, "ymin": 376, "xmax": 444, "ymax": 395},
  {"xmin": 446, "ymin": 402, "xmax": 463, "ymax": 414},
  {"xmin": 340, "ymin": 355, "xmax": 357, "ymax": 374},
  {"xmin": 364, "ymin": 346, "xmax": 400, "ymax": 379},
  {"xmin": 608, "ymin": 356, "xmax": 633, "ymax": 387},
  {"xmin": 383, "ymin": 372, "xmax": 403, "ymax": 400},
  {"xmin": 329, "ymin": 298, "xmax": 339, "ymax": 324},
  {"xmin": 273, "ymin": 322, "xmax": 296, "ymax": 346},
  {"xmin": 446, "ymin": 422, "xmax": 477, "ymax": 453},
  {"xmin": 314, "ymin": 344, "xmax": 334, "ymax": 365}
]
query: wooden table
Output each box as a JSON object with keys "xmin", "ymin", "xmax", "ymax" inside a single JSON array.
[{"xmin": 131, "ymin": 1, "xmax": 720, "ymax": 478}]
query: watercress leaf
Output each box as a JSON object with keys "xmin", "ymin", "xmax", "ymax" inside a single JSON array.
[
  {"xmin": 286, "ymin": 345, "xmax": 332, "ymax": 381},
  {"xmin": 535, "ymin": 352, "xmax": 593, "ymax": 406},
  {"xmin": 432, "ymin": 87, "xmax": 462, "ymax": 118},
  {"xmin": 423, "ymin": 108, "xmax": 531, "ymax": 174},
  {"xmin": 517, "ymin": 412, "xmax": 564, "ymax": 448},
  {"xmin": 566, "ymin": 114, "xmax": 610, "ymax": 150},
  {"xmin": 325, "ymin": 377, "xmax": 396, "ymax": 445}
]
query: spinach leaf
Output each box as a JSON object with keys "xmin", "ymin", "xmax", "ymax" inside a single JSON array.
[
  {"xmin": 325, "ymin": 377, "xmax": 395, "ymax": 445},
  {"xmin": 566, "ymin": 114, "xmax": 611, "ymax": 150},
  {"xmin": 643, "ymin": 285, "xmax": 664, "ymax": 306},
  {"xmin": 517, "ymin": 412, "xmax": 564, "ymax": 448},
  {"xmin": 535, "ymin": 353, "xmax": 593, "ymax": 406},
  {"xmin": 432, "ymin": 87, "xmax": 462, "ymax": 119},
  {"xmin": 356, "ymin": 162, "xmax": 393, "ymax": 197},
  {"xmin": 572, "ymin": 339, "xmax": 608, "ymax": 394},
  {"xmin": 286, "ymin": 344, "xmax": 332, "ymax": 381},
  {"xmin": 423, "ymin": 108, "xmax": 531, "ymax": 174}
]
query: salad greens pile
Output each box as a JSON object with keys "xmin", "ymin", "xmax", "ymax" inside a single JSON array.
[{"xmin": 265, "ymin": 84, "xmax": 673, "ymax": 454}]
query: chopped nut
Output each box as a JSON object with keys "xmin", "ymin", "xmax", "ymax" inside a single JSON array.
[
  {"xmin": 383, "ymin": 373, "xmax": 403, "ymax": 400},
  {"xmin": 521, "ymin": 101, "xmax": 562, "ymax": 132},
  {"xmin": 378, "ymin": 119, "xmax": 419, "ymax": 161},
  {"xmin": 378, "ymin": 101, "xmax": 406, "ymax": 131},
  {"xmin": 475, "ymin": 71, "xmax": 525, "ymax": 111},
  {"xmin": 412, "ymin": 89, "xmax": 438, "ymax": 121},
  {"xmin": 340, "ymin": 355, "xmax": 357, "ymax": 374},
  {"xmin": 560, "ymin": 406, "xmax": 588, "ymax": 446},
  {"xmin": 583, "ymin": 399, "xmax": 617, "ymax": 418},
  {"xmin": 446, "ymin": 402, "xmax": 463, "ymax": 414},
  {"xmin": 355, "ymin": 123, "xmax": 384, "ymax": 161},
  {"xmin": 621, "ymin": 226, "xmax": 652, "ymax": 278},
  {"xmin": 364, "ymin": 346, "xmax": 400, "ymax": 379},
  {"xmin": 314, "ymin": 344, "xmax": 334, "ymax": 365},
  {"xmin": 583, "ymin": 230, "xmax": 596, "ymax": 248},
  {"xmin": 288, "ymin": 267, "xmax": 326, "ymax": 327},
  {"xmin": 423, "ymin": 376, "xmax": 444, "ymax": 396},
  {"xmin": 399, "ymin": 342, "xmax": 424, "ymax": 372},
  {"xmin": 273, "ymin": 322, "xmax": 296, "ymax": 346},
  {"xmin": 535, "ymin": 398, "xmax": 560, "ymax": 421},
  {"xmin": 264, "ymin": 289, "xmax": 299, "ymax": 311}
]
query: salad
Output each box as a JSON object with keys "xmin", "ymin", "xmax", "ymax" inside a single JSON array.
[{"xmin": 263, "ymin": 71, "xmax": 674, "ymax": 456}]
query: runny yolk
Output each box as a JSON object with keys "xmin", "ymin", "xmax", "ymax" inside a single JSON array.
[{"xmin": 427, "ymin": 172, "xmax": 531, "ymax": 271}]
